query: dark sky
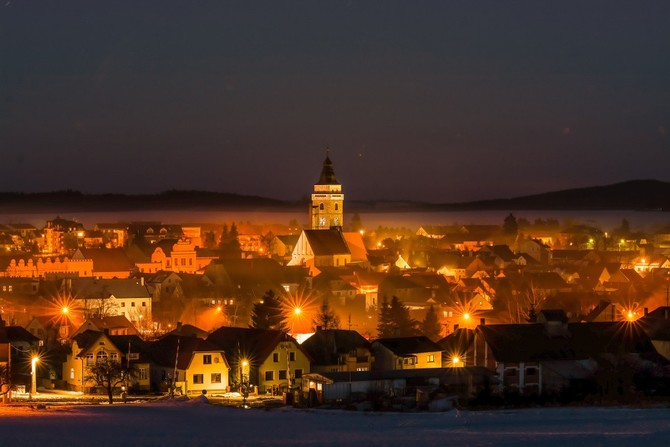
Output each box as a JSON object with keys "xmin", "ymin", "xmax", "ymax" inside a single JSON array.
[{"xmin": 1, "ymin": 1, "xmax": 669, "ymax": 202}]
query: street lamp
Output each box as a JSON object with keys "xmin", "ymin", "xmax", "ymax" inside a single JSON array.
[
  {"xmin": 30, "ymin": 356, "xmax": 39, "ymax": 400},
  {"xmin": 240, "ymin": 359, "xmax": 249, "ymax": 406}
]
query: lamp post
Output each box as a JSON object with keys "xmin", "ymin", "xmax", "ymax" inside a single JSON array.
[
  {"xmin": 30, "ymin": 356, "xmax": 39, "ymax": 400},
  {"xmin": 240, "ymin": 360, "xmax": 249, "ymax": 406}
]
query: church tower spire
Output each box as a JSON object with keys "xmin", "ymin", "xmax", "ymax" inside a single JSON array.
[{"xmin": 311, "ymin": 150, "xmax": 344, "ymax": 229}]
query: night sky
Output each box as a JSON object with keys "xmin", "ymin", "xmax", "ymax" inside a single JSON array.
[{"xmin": 1, "ymin": 1, "xmax": 669, "ymax": 203}]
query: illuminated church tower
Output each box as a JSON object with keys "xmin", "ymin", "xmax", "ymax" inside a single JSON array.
[{"xmin": 310, "ymin": 152, "xmax": 344, "ymax": 230}]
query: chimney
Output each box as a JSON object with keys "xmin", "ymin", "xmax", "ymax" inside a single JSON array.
[
  {"xmin": 176, "ymin": 322, "xmax": 183, "ymax": 330},
  {"xmin": 453, "ymin": 324, "xmax": 459, "ymax": 332},
  {"xmin": 480, "ymin": 318, "xmax": 486, "ymax": 326},
  {"xmin": 103, "ymin": 328, "xmax": 110, "ymax": 336},
  {"xmin": 316, "ymin": 326, "xmax": 323, "ymax": 332},
  {"xmin": 140, "ymin": 277, "xmax": 145, "ymax": 286},
  {"xmin": 644, "ymin": 308, "xmax": 649, "ymax": 316}
]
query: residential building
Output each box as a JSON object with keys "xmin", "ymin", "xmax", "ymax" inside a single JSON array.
[
  {"xmin": 301, "ymin": 329, "xmax": 373, "ymax": 373},
  {"xmin": 371, "ymin": 336, "xmax": 444, "ymax": 371},
  {"xmin": 207, "ymin": 327, "xmax": 311, "ymax": 395}
]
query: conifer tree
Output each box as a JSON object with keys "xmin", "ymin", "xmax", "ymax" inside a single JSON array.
[
  {"xmin": 421, "ymin": 305, "xmax": 442, "ymax": 341},
  {"xmin": 219, "ymin": 222, "xmax": 242, "ymax": 259},
  {"xmin": 377, "ymin": 296, "xmax": 394, "ymax": 338},
  {"xmin": 249, "ymin": 290, "xmax": 287, "ymax": 332},
  {"xmin": 312, "ymin": 298, "xmax": 341, "ymax": 331},
  {"xmin": 389, "ymin": 296, "xmax": 418, "ymax": 337}
]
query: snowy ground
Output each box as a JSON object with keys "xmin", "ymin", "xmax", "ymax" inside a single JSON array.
[{"xmin": 1, "ymin": 397, "xmax": 669, "ymax": 447}]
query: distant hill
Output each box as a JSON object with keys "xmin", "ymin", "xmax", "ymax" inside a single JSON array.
[
  {"xmin": 0, "ymin": 180, "xmax": 668, "ymax": 213},
  {"xmin": 432, "ymin": 179, "xmax": 670, "ymax": 211},
  {"xmin": 0, "ymin": 190, "xmax": 291, "ymax": 213}
]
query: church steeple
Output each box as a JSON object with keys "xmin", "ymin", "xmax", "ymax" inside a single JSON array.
[
  {"xmin": 317, "ymin": 150, "xmax": 339, "ymax": 185},
  {"xmin": 310, "ymin": 150, "xmax": 344, "ymax": 230}
]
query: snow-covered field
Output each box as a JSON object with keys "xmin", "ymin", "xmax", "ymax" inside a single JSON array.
[{"xmin": 1, "ymin": 398, "xmax": 669, "ymax": 447}]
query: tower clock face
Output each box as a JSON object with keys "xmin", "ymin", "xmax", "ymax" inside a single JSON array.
[{"xmin": 319, "ymin": 217, "xmax": 326, "ymax": 227}]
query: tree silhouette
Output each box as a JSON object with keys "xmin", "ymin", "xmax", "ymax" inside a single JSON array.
[
  {"xmin": 249, "ymin": 290, "xmax": 287, "ymax": 332},
  {"xmin": 377, "ymin": 296, "xmax": 393, "ymax": 338},
  {"xmin": 219, "ymin": 222, "xmax": 242, "ymax": 259},
  {"xmin": 389, "ymin": 296, "xmax": 418, "ymax": 337},
  {"xmin": 378, "ymin": 296, "xmax": 418, "ymax": 338},
  {"xmin": 312, "ymin": 298, "xmax": 340, "ymax": 331},
  {"xmin": 421, "ymin": 305, "xmax": 442, "ymax": 341},
  {"xmin": 503, "ymin": 213, "xmax": 518, "ymax": 235},
  {"xmin": 85, "ymin": 359, "xmax": 133, "ymax": 404}
]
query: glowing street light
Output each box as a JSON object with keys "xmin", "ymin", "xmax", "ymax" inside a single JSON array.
[
  {"xmin": 62, "ymin": 306, "xmax": 69, "ymax": 315},
  {"xmin": 30, "ymin": 356, "xmax": 39, "ymax": 400},
  {"xmin": 462, "ymin": 312, "xmax": 471, "ymax": 321},
  {"xmin": 293, "ymin": 307, "xmax": 302, "ymax": 316}
]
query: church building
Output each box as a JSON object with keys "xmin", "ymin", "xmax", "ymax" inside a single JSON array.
[{"xmin": 310, "ymin": 153, "xmax": 343, "ymax": 230}]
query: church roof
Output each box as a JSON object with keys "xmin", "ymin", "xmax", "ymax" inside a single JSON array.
[
  {"xmin": 316, "ymin": 154, "xmax": 339, "ymax": 185},
  {"xmin": 304, "ymin": 230, "xmax": 350, "ymax": 256}
]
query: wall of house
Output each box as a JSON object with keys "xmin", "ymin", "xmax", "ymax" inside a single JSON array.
[
  {"xmin": 62, "ymin": 338, "xmax": 123, "ymax": 392},
  {"xmin": 652, "ymin": 340, "xmax": 670, "ymax": 361},
  {"xmin": 185, "ymin": 352, "xmax": 229, "ymax": 394},
  {"xmin": 132, "ymin": 362, "xmax": 151, "ymax": 391},
  {"xmin": 258, "ymin": 343, "xmax": 310, "ymax": 394}
]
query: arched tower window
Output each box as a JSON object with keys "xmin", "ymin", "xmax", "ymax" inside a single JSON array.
[
  {"xmin": 334, "ymin": 204, "xmax": 339, "ymax": 210},
  {"xmin": 319, "ymin": 203, "xmax": 324, "ymax": 210}
]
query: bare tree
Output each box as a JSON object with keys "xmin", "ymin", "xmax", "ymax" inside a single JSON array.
[
  {"xmin": 85, "ymin": 359, "xmax": 133, "ymax": 404},
  {"xmin": 81, "ymin": 296, "xmax": 119, "ymax": 320}
]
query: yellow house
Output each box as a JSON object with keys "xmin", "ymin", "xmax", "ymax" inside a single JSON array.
[
  {"xmin": 63, "ymin": 330, "xmax": 152, "ymax": 392},
  {"xmin": 207, "ymin": 327, "xmax": 311, "ymax": 395},
  {"xmin": 63, "ymin": 330, "xmax": 124, "ymax": 392},
  {"xmin": 148, "ymin": 334, "xmax": 230, "ymax": 395},
  {"xmin": 183, "ymin": 347, "xmax": 230, "ymax": 395},
  {"xmin": 371, "ymin": 336, "xmax": 444, "ymax": 371}
]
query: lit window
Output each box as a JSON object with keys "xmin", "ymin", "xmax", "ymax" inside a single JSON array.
[
  {"xmin": 193, "ymin": 374, "xmax": 204, "ymax": 384},
  {"xmin": 96, "ymin": 350, "xmax": 108, "ymax": 364},
  {"xmin": 427, "ymin": 354, "xmax": 435, "ymax": 363},
  {"xmin": 203, "ymin": 355, "xmax": 212, "ymax": 365},
  {"xmin": 139, "ymin": 368, "xmax": 148, "ymax": 380},
  {"xmin": 70, "ymin": 368, "xmax": 75, "ymax": 380},
  {"xmin": 211, "ymin": 373, "xmax": 221, "ymax": 383},
  {"xmin": 110, "ymin": 352, "xmax": 119, "ymax": 361}
]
